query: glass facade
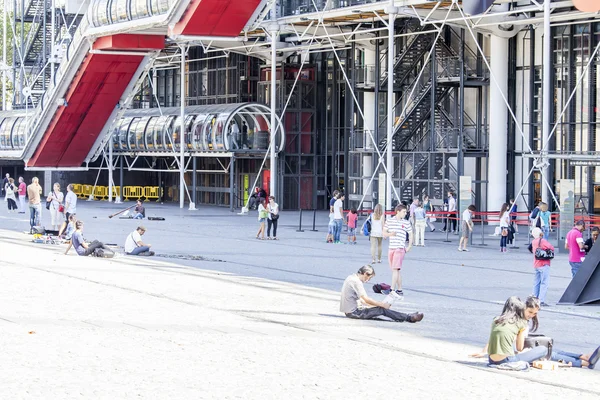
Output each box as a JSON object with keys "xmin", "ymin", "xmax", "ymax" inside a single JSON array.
[
  {"xmin": 0, "ymin": 115, "xmax": 27, "ymax": 151},
  {"xmin": 89, "ymin": 0, "xmax": 172, "ymax": 27},
  {"xmin": 111, "ymin": 103, "xmax": 284, "ymax": 153}
]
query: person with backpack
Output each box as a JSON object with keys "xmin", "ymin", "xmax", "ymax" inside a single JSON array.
[
  {"xmin": 367, "ymin": 204, "xmax": 384, "ymax": 264},
  {"xmin": 340, "ymin": 265, "xmax": 423, "ymax": 323},
  {"xmin": 529, "ymin": 227, "xmax": 554, "ymax": 307},
  {"xmin": 529, "ymin": 202, "xmax": 542, "ymax": 230}
]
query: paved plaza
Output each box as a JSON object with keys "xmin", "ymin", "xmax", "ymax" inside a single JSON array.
[{"xmin": 0, "ymin": 201, "xmax": 599, "ymax": 398}]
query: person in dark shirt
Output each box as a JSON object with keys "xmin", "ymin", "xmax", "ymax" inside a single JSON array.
[
  {"xmin": 248, "ymin": 187, "xmax": 267, "ymax": 210},
  {"xmin": 133, "ymin": 199, "xmax": 145, "ymax": 219},
  {"xmin": 65, "ymin": 221, "xmax": 111, "ymax": 256},
  {"xmin": 584, "ymin": 227, "xmax": 599, "ymax": 254}
]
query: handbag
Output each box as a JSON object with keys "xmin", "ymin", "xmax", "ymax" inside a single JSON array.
[
  {"xmin": 501, "ymin": 227, "xmax": 508, "ymax": 237},
  {"xmin": 534, "ymin": 238, "xmax": 554, "ymax": 260},
  {"xmin": 45, "ymin": 199, "xmax": 51, "ymax": 210},
  {"xmin": 58, "ymin": 204, "xmax": 65, "ymax": 213},
  {"xmin": 271, "ymin": 213, "xmax": 279, "ymax": 221},
  {"xmin": 524, "ymin": 334, "xmax": 553, "ymax": 360}
]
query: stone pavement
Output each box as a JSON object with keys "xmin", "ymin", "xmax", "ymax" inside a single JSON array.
[{"xmin": 0, "ymin": 202, "xmax": 599, "ymax": 398}]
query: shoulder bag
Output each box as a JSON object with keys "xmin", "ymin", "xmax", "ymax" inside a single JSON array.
[{"xmin": 534, "ymin": 238, "xmax": 554, "ymax": 260}]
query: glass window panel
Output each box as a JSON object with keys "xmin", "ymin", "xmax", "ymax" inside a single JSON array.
[{"xmin": 131, "ymin": 0, "xmax": 150, "ymax": 19}]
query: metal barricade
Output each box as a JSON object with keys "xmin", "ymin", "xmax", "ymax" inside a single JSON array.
[
  {"xmin": 144, "ymin": 186, "xmax": 161, "ymax": 201},
  {"xmin": 82, "ymin": 184, "xmax": 93, "ymax": 199},
  {"xmin": 123, "ymin": 186, "xmax": 144, "ymax": 201},
  {"xmin": 93, "ymin": 186, "xmax": 108, "ymax": 200}
]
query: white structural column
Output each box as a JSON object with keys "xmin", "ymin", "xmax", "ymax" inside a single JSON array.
[
  {"xmin": 108, "ymin": 136, "xmax": 113, "ymax": 202},
  {"xmin": 179, "ymin": 45, "xmax": 186, "ymax": 209},
  {"xmin": 269, "ymin": 10, "xmax": 279, "ymax": 199},
  {"xmin": 487, "ymin": 35, "xmax": 509, "ymax": 212},
  {"xmin": 386, "ymin": 1, "xmax": 397, "ymax": 211},
  {"xmin": 541, "ymin": 0, "xmax": 551, "ymax": 204},
  {"xmin": 363, "ymin": 48, "xmax": 376, "ymax": 208}
]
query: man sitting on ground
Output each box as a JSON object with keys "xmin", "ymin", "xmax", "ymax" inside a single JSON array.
[
  {"xmin": 125, "ymin": 226, "xmax": 154, "ymax": 256},
  {"xmin": 133, "ymin": 199, "xmax": 145, "ymax": 219},
  {"xmin": 340, "ymin": 265, "xmax": 424, "ymax": 323},
  {"xmin": 66, "ymin": 221, "xmax": 112, "ymax": 256}
]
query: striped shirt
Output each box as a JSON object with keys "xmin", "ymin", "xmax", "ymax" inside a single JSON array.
[{"xmin": 385, "ymin": 216, "xmax": 412, "ymax": 249}]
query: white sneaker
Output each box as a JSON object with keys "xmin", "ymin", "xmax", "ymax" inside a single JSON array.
[
  {"xmin": 462, "ymin": 248, "xmax": 470, "ymax": 252},
  {"xmin": 457, "ymin": 247, "xmax": 463, "ymax": 252}
]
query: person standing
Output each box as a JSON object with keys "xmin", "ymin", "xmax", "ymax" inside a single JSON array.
[
  {"xmin": 499, "ymin": 202, "xmax": 511, "ymax": 253},
  {"xmin": 2, "ymin": 173, "xmax": 9, "ymax": 201},
  {"xmin": 340, "ymin": 265, "xmax": 423, "ymax": 323},
  {"xmin": 458, "ymin": 205, "xmax": 476, "ymax": 252},
  {"xmin": 27, "ymin": 177, "xmax": 43, "ymax": 232},
  {"xmin": 409, "ymin": 198, "xmax": 419, "ymax": 234},
  {"xmin": 447, "ymin": 191, "xmax": 457, "ymax": 233},
  {"xmin": 241, "ymin": 121, "xmax": 249, "ymax": 149},
  {"xmin": 4, "ymin": 178, "xmax": 18, "ymax": 212},
  {"xmin": 326, "ymin": 190, "xmax": 339, "ymax": 242},
  {"xmin": 584, "ymin": 226, "xmax": 599, "ymax": 254},
  {"xmin": 333, "ymin": 192, "xmax": 345, "ymax": 244},
  {"xmin": 125, "ymin": 226, "xmax": 154, "ymax": 256},
  {"xmin": 346, "ymin": 208, "xmax": 358, "ymax": 244},
  {"xmin": 423, "ymin": 194, "xmax": 436, "ymax": 232},
  {"xmin": 383, "ymin": 204, "xmax": 413, "ymax": 297},
  {"xmin": 369, "ymin": 204, "xmax": 385, "ymax": 263},
  {"xmin": 46, "ymin": 183, "xmax": 64, "ymax": 231},
  {"xmin": 59, "ymin": 184, "xmax": 78, "ymax": 236},
  {"xmin": 538, "ymin": 202, "xmax": 552, "ymax": 240},
  {"xmin": 266, "ymin": 195, "xmax": 279, "ymax": 240},
  {"xmin": 413, "ymin": 200, "xmax": 426, "ymax": 246},
  {"xmin": 17, "ymin": 177, "xmax": 27, "ymax": 213},
  {"xmin": 529, "ymin": 227, "xmax": 554, "ymax": 307},
  {"xmin": 565, "ymin": 220, "xmax": 586, "ymax": 278},
  {"xmin": 256, "ymin": 199, "xmax": 268, "ymax": 239}
]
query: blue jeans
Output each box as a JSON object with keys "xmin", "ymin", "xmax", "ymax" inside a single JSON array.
[
  {"xmin": 128, "ymin": 246, "xmax": 150, "ymax": 255},
  {"xmin": 133, "ymin": 213, "xmax": 144, "ymax": 219},
  {"xmin": 29, "ymin": 203, "xmax": 41, "ymax": 228},
  {"xmin": 551, "ymin": 349, "xmax": 584, "ymax": 368},
  {"xmin": 569, "ymin": 262, "xmax": 582, "ymax": 278},
  {"xmin": 500, "ymin": 231, "xmax": 507, "ymax": 248},
  {"xmin": 334, "ymin": 219, "xmax": 343, "ymax": 242},
  {"xmin": 488, "ymin": 346, "xmax": 547, "ymax": 365},
  {"xmin": 542, "ymin": 226, "xmax": 550, "ymax": 240},
  {"xmin": 532, "ymin": 265, "xmax": 550, "ymax": 303}
]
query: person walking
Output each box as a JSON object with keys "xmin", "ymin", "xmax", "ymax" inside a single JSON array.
[
  {"xmin": 256, "ymin": 199, "xmax": 268, "ymax": 240},
  {"xmin": 333, "ymin": 192, "xmax": 345, "ymax": 244},
  {"xmin": 46, "ymin": 183, "xmax": 64, "ymax": 231},
  {"xmin": 565, "ymin": 220, "xmax": 586, "ymax": 278},
  {"xmin": 423, "ymin": 194, "xmax": 436, "ymax": 232},
  {"xmin": 499, "ymin": 202, "xmax": 511, "ymax": 253},
  {"xmin": 27, "ymin": 177, "xmax": 43, "ymax": 232},
  {"xmin": 59, "ymin": 184, "xmax": 78, "ymax": 236},
  {"xmin": 2, "ymin": 173, "xmax": 9, "ymax": 201},
  {"xmin": 4, "ymin": 178, "xmax": 18, "ymax": 212},
  {"xmin": 458, "ymin": 205, "xmax": 476, "ymax": 252},
  {"xmin": 369, "ymin": 204, "xmax": 385, "ymax": 263},
  {"xmin": 383, "ymin": 204, "xmax": 413, "ymax": 297},
  {"xmin": 17, "ymin": 177, "xmax": 27, "ymax": 213},
  {"xmin": 529, "ymin": 227, "xmax": 554, "ymax": 307},
  {"xmin": 125, "ymin": 226, "xmax": 154, "ymax": 256},
  {"xmin": 413, "ymin": 200, "xmax": 426, "ymax": 246},
  {"xmin": 447, "ymin": 191, "xmax": 457, "ymax": 233},
  {"xmin": 266, "ymin": 195, "xmax": 279, "ymax": 240},
  {"xmin": 340, "ymin": 265, "xmax": 423, "ymax": 323}
]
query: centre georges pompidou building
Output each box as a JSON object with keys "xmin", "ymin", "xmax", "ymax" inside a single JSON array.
[{"xmin": 0, "ymin": 1, "xmax": 599, "ymax": 212}]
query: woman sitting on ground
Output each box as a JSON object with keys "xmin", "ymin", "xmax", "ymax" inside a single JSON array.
[{"xmin": 65, "ymin": 221, "xmax": 111, "ymax": 256}]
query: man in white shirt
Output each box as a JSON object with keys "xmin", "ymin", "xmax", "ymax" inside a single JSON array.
[
  {"xmin": 230, "ymin": 121, "xmax": 240, "ymax": 149},
  {"xmin": 340, "ymin": 265, "xmax": 423, "ymax": 322},
  {"xmin": 458, "ymin": 205, "xmax": 476, "ymax": 252},
  {"xmin": 125, "ymin": 226, "xmax": 154, "ymax": 256},
  {"xmin": 333, "ymin": 193, "xmax": 345, "ymax": 243},
  {"xmin": 447, "ymin": 191, "xmax": 457, "ymax": 234},
  {"xmin": 59, "ymin": 184, "xmax": 78, "ymax": 237}
]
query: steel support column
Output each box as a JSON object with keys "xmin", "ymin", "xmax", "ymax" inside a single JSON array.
[
  {"xmin": 386, "ymin": 1, "xmax": 397, "ymax": 210},
  {"xmin": 179, "ymin": 44, "xmax": 186, "ymax": 208},
  {"xmin": 541, "ymin": 0, "xmax": 552, "ymax": 204},
  {"xmin": 269, "ymin": 5, "xmax": 280, "ymax": 201}
]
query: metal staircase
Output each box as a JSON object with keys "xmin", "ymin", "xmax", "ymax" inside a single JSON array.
[{"xmin": 399, "ymin": 152, "xmax": 445, "ymax": 200}]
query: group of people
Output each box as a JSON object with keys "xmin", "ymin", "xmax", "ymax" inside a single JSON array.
[
  {"xmin": 256, "ymin": 195, "xmax": 280, "ymax": 240},
  {"xmin": 3, "ymin": 173, "xmax": 29, "ymax": 214}
]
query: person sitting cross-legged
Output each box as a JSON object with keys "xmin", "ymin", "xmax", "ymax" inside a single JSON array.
[
  {"xmin": 340, "ymin": 265, "xmax": 424, "ymax": 323},
  {"xmin": 133, "ymin": 199, "xmax": 145, "ymax": 219},
  {"xmin": 125, "ymin": 226, "xmax": 154, "ymax": 256},
  {"xmin": 66, "ymin": 221, "xmax": 111, "ymax": 256}
]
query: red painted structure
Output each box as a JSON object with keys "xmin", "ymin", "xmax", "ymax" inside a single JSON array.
[
  {"xmin": 171, "ymin": 0, "xmax": 262, "ymax": 36},
  {"xmin": 27, "ymin": 35, "xmax": 164, "ymax": 167}
]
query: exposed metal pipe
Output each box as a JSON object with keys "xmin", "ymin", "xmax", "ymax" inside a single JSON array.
[
  {"xmin": 386, "ymin": 0, "xmax": 397, "ymax": 211},
  {"xmin": 179, "ymin": 44, "xmax": 186, "ymax": 209},
  {"xmin": 541, "ymin": 0, "xmax": 551, "ymax": 204},
  {"xmin": 269, "ymin": 2, "xmax": 279, "ymax": 201}
]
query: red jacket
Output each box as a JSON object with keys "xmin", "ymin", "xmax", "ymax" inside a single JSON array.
[{"xmin": 532, "ymin": 237, "xmax": 554, "ymax": 268}]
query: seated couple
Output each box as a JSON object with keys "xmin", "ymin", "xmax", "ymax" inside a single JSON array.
[
  {"xmin": 472, "ymin": 296, "xmax": 599, "ymax": 369},
  {"xmin": 340, "ymin": 265, "xmax": 423, "ymax": 323},
  {"xmin": 125, "ymin": 226, "xmax": 154, "ymax": 256},
  {"xmin": 65, "ymin": 221, "xmax": 113, "ymax": 257}
]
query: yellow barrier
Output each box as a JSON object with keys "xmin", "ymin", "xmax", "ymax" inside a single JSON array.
[
  {"xmin": 111, "ymin": 186, "xmax": 121, "ymax": 200},
  {"xmin": 123, "ymin": 186, "xmax": 144, "ymax": 201},
  {"xmin": 144, "ymin": 186, "xmax": 161, "ymax": 201},
  {"xmin": 82, "ymin": 184, "xmax": 93, "ymax": 199},
  {"xmin": 93, "ymin": 186, "xmax": 108, "ymax": 200},
  {"xmin": 72, "ymin": 184, "xmax": 83, "ymax": 198}
]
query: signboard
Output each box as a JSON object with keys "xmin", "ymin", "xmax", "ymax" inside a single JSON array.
[
  {"xmin": 569, "ymin": 160, "xmax": 600, "ymax": 167},
  {"xmin": 559, "ymin": 179, "xmax": 575, "ymax": 243},
  {"xmin": 459, "ymin": 175, "xmax": 472, "ymax": 225}
]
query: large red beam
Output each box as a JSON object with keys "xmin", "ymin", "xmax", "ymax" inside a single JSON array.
[
  {"xmin": 27, "ymin": 35, "xmax": 164, "ymax": 168},
  {"xmin": 171, "ymin": 0, "xmax": 262, "ymax": 37}
]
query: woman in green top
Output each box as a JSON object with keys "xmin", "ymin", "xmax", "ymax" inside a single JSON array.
[
  {"xmin": 487, "ymin": 296, "xmax": 547, "ymax": 365},
  {"xmin": 256, "ymin": 199, "xmax": 268, "ymax": 240}
]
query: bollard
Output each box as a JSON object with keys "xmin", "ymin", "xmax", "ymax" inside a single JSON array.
[
  {"xmin": 296, "ymin": 209, "xmax": 304, "ymax": 232},
  {"xmin": 310, "ymin": 209, "xmax": 318, "ymax": 232}
]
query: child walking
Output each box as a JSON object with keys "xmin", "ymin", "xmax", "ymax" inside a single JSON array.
[{"xmin": 346, "ymin": 208, "xmax": 358, "ymax": 244}]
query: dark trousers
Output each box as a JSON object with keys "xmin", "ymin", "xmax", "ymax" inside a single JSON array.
[
  {"xmin": 443, "ymin": 212, "xmax": 457, "ymax": 231},
  {"xmin": 83, "ymin": 240, "xmax": 107, "ymax": 256},
  {"xmin": 346, "ymin": 307, "xmax": 410, "ymax": 322},
  {"xmin": 267, "ymin": 218, "xmax": 278, "ymax": 237},
  {"xmin": 7, "ymin": 198, "xmax": 17, "ymax": 210}
]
